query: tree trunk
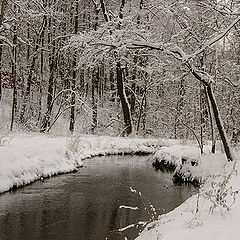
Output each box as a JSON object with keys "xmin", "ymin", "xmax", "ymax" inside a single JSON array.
[
  {"xmin": 20, "ymin": 16, "xmax": 47, "ymax": 123},
  {"xmin": 206, "ymin": 84, "xmax": 234, "ymax": 161},
  {"xmin": 91, "ymin": 67, "xmax": 98, "ymax": 133},
  {"xmin": 97, "ymin": 0, "xmax": 132, "ymax": 135},
  {"xmin": 69, "ymin": 0, "xmax": 79, "ymax": 133},
  {"xmin": 40, "ymin": 50, "xmax": 56, "ymax": 132},
  {"xmin": 110, "ymin": 67, "xmax": 115, "ymax": 102},
  {"xmin": 205, "ymin": 86, "xmax": 216, "ymax": 154},
  {"xmin": 40, "ymin": 13, "xmax": 56, "ymax": 132},
  {"xmin": 0, "ymin": 42, "xmax": 2, "ymax": 102},
  {"xmin": 0, "ymin": 0, "xmax": 6, "ymax": 102},
  {"xmin": 136, "ymin": 93, "xmax": 146, "ymax": 132},
  {"xmin": 37, "ymin": 29, "xmax": 44, "ymax": 125},
  {"xmin": 190, "ymin": 65, "xmax": 234, "ymax": 161},
  {"xmin": 142, "ymin": 94, "xmax": 147, "ymax": 131},
  {"xmin": 0, "ymin": 0, "xmax": 5, "ymax": 27},
  {"xmin": 99, "ymin": 0, "xmax": 110, "ymax": 22},
  {"xmin": 130, "ymin": 58, "xmax": 137, "ymax": 113},
  {"xmin": 116, "ymin": 62, "xmax": 132, "ymax": 136},
  {"xmin": 90, "ymin": 2, "xmax": 101, "ymax": 133},
  {"xmin": 10, "ymin": 26, "xmax": 17, "ymax": 131},
  {"xmin": 199, "ymin": 84, "xmax": 204, "ymax": 154},
  {"xmin": 69, "ymin": 55, "xmax": 76, "ymax": 133}
]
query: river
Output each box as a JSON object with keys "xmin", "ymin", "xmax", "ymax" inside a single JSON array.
[{"xmin": 0, "ymin": 155, "xmax": 196, "ymax": 240}]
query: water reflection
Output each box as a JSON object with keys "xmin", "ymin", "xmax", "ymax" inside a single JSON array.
[{"xmin": 0, "ymin": 155, "xmax": 196, "ymax": 240}]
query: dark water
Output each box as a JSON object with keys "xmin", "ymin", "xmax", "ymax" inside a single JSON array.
[{"xmin": 0, "ymin": 155, "xmax": 196, "ymax": 240}]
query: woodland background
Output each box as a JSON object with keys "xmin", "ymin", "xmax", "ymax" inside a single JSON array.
[{"xmin": 0, "ymin": 0, "xmax": 239, "ymax": 148}]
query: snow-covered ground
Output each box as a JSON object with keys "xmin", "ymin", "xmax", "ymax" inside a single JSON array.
[
  {"xmin": 1, "ymin": 132, "xmax": 239, "ymax": 240},
  {"xmin": 152, "ymin": 145, "xmax": 229, "ymax": 183},
  {"xmin": 0, "ymin": 132, "xmax": 169, "ymax": 194},
  {"xmin": 137, "ymin": 145, "xmax": 239, "ymax": 240}
]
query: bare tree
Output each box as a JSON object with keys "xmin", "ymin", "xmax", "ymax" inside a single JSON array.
[
  {"xmin": 10, "ymin": 23, "xmax": 17, "ymax": 131},
  {"xmin": 69, "ymin": 0, "xmax": 79, "ymax": 133},
  {"xmin": 0, "ymin": 0, "xmax": 6, "ymax": 102}
]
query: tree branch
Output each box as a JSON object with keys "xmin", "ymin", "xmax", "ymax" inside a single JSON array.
[{"xmin": 188, "ymin": 16, "xmax": 240, "ymax": 58}]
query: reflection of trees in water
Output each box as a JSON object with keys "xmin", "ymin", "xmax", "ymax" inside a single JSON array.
[{"xmin": 84, "ymin": 197, "xmax": 98, "ymax": 239}]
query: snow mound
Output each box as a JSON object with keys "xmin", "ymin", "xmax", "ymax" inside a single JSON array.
[
  {"xmin": 153, "ymin": 145, "xmax": 200, "ymax": 165},
  {"xmin": 153, "ymin": 145, "xmax": 229, "ymax": 183},
  {"xmin": 0, "ymin": 134, "xmax": 74, "ymax": 193}
]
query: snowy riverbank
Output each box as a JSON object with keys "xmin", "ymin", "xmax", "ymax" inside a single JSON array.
[
  {"xmin": 137, "ymin": 145, "xmax": 239, "ymax": 240},
  {"xmin": 152, "ymin": 145, "xmax": 229, "ymax": 184},
  {"xmin": 1, "ymin": 133, "xmax": 239, "ymax": 240},
  {"xmin": 0, "ymin": 132, "xmax": 169, "ymax": 194}
]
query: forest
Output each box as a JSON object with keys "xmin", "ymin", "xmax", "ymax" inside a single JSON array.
[
  {"xmin": 0, "ymin": 0, "xmax": 239, "ymax": 150},
  {"xmin": 0, "ymin": 1, "xmax": 240, "ymax": 240}
]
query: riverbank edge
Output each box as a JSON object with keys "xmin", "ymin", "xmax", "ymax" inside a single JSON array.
[
  {"xmin": 151, "ymin": 145, "xmax": 229, "ymax": 186},
  {"xmin": 152, "ymin": 154, "xmax": 201, "ymax": 186},
  {"xmin": 137, "ymin": 145, "xmax": 239, "ymax": 240},
  {"xmin": 0, "ymin": 133, "xmax": 176, "ymax": 194},
  {"xmin": 8, "ymin": 150, "xmax": 156, "ymax": 192}
]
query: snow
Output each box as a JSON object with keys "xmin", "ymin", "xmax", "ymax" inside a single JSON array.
[
  {"xmin": 1, "ymin": 133, "xmax": 239, "ymax": 240},
  {"xmin": 0, "ymin": 132, "xmax": 169, "ymax": 194},
  {"xmin": 153, "ymin": 145, "xmax": 201, "ymax": 166},
  {"xmin": 152, "ymin": 145, "xmax": 229, "ymax": 182},
  {"xmin": 119, "ymin": 205, "xmax": 139, "ymax": 210},
  {"xmin": 0, "ymin": 133, "xmax": 73, "ymax": 193},
  {"xmin": 137, "ymin": 191, "xmax": 239, "ymax": 240},
  {"xmin": 137, "ymin": 168, "xmax": 240, "ymax": 240},
  {"xmin": 137, "ymin": 145, "xmax": 240, "ymax": 240}
]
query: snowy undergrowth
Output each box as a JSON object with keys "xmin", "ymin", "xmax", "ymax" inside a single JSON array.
[
  {"xmin": 137, "ymin": 145, "xmax": 240, "ymax": 240},
  {"xmin": 137, "ymin": 161, "xmax": 240, "ymax": 240},
  {"xmin": 0, "ymin": 132, "xmax": 170, "ymax": 194}
]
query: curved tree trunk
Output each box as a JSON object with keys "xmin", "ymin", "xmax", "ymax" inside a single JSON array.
[
  {"xmin": 97, "ymin": 0, "xmax": 133, "ymax": 136},
  {"xmin": 116, "ymin": 62, "xmax": 132, "ymax": 136}
]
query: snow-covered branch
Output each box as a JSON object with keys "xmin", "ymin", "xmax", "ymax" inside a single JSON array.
[
  {"xmin": 202, "ymin": 1, "xmax": 240, "ymax": 16},
  {"xmin": 0, "ymin": 35, "xmax": 13, "ymax": 47},
  {"xmin": 188, "ymin": 16, "xmax": 240, "ymax": 58}
]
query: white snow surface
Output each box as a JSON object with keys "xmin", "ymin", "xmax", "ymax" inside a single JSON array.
[
  {"xmin": 0, "ymin": 132, "xmax": 168, "ymax": 194},
  {"xmin": 137, "ymin": 145, "xmax": 240, "ymax": 240},
  {"xmin": 153, "ymin": 145, "xmax": 229, "ymax": 181}
]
